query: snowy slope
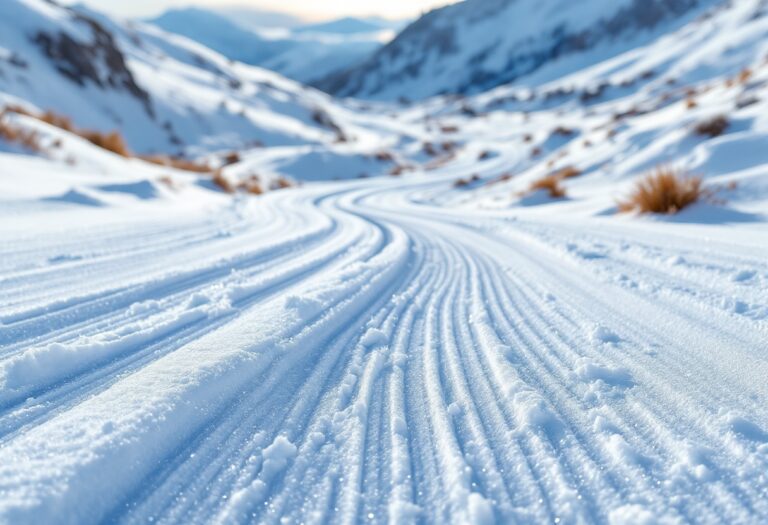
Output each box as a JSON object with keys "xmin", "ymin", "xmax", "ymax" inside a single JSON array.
[
  {"xmin": 0, "ymin": 0, "xmax": 364, "ymax": 156},
  {"xmin": 1, "ymin": 0, "xmax": 768, "ymax": 523},
  {"xmin": 317, "ymin": 0, "xmax": 722, "ymax": 100},
  {"xmin": 0, "ymin": 144, "xmax": 766, "ymax": 525}
]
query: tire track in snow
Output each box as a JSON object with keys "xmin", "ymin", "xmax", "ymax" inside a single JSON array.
[{"xmin": 0, "ymin": 177, "xmax": 767, "ymax": 524}]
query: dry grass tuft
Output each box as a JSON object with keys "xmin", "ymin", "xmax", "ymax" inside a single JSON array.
[
  {"xmin": 422, "ymin": 142, "xmax": 439, "ymax": 157},
  {"xmin": 618, "ymin": 167, "xmax": 703, "ymax": 214},
  {"xmin": 374, "ymin": 151, "xmax": 395, "ymax": 162},
  {"xmin": 737, "ymin": 68, "xmax": 753, "ymax": 85},
  {"xmin": 529, "ymin": 175, "xmax": 566, "ymax": 198},
  {"xmin": 212, "ymin": 169, "xmax": 236, "ymax": 193},
  {"xmin": 40, "ymin": 110, "xmax": 74, "ymax": 131},
  {"xmin": 0, "ymin": 111, "xmax": 43, "ymax": 152},
  {"xmin": 694, "ymin": 115, "xmax": 729, "ymax": 138},
  {"xmin": 3, "ymin": 105, "xmax": 131, "ymax": 156},
  {"xmin": 486, "ymin": 173, "xmax": 513, "ymax": 186},
  {"xmin": 454, "ymin": 174, "xmax": 480, "ymax": 188},
  {"xmin": 82, "ymin": 130, "xmax": 130, "ymax": 156},
  {"xmin": 139, "ymin": 155, "xmax": 213, "ymax": 173},
  {"xmin": 243, "ymin": 181, "xmax": 263, "ymax": 195},
  {"xmin": 271, "ymin": 177, "xmax": 293, "ymax": 190},
  {"xmin": 554, "ymin": 166, "xmax": 582, "ymax": 179},
  {"xmin": 222, "ymin": 151, "xmax": 240, "ymax": 166},
  {"xmin": 551, "ymin": 126, "xmax": 575, "ymax": 137},
  {"xmin": 390, "ymin": 164, "xmax": 415, "ymax": 176}
]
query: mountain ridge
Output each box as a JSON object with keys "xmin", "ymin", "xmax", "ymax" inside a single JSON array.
[{"xmin": 315, "ymin": 0, "xmax": 722, "ymax": 100}]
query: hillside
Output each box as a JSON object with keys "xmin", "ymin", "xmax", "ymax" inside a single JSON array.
[
  {"xmin": 317, "ymin": 0, "xmax": 721, "ymax": 100},
  {"xmin": 0, "ymin": 0, "xmax": 363, "ymax": 156}
]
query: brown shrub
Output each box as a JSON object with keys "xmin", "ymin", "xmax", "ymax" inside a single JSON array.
[
  {"xmin": 212, "ymin": 170, "xmax": 236, "ymax": 193},
  {"xmin": 486, "ymin": 173, "xmax": 513, "ymax": 186},
  {"xmin": 390, "ymin": 164, "xmax": 409, "ymax": 176},
  {"xmin": 272, "ymin": 177, "xmax": 293, "ymax": 190},
  {"xmin": 552, "ymin": 126, "xmax": 575, "ymax": 137},
  {"xmin": 737, "ymin": 68, "xmax": 752, "ymax": 85},
  {"xmin": 694, "ymin": 115, "xmax": 729, "ymax": 137},
  {"xmin": 554, "ymin": 166, "xmax": 582, "ymax": 179},
  {"xmin": 236, "ymin": 174, "xmax": 275, "ymax": 195},
  {"xmin": 529, "ymin": 175, "xmax": 566, "ymax": 198},
  {"xmin": 243, "ymin": 181, "xmax": 263, "ymax": 195},
  {"xmin": 4, "ymin": 105, "xmax": 132, "ymax": 157},
  {"xmin": 530, "ymin": 147, "xmax": 542, "ymax": 158},
  {"xmin": 82, "ymin": 130, "xmax": 130, "ymax": 156},
  {"xmin": 0, "ymin": 117, "xmax": 42, "ymax": 152},
  {"xmin": 223, "ymin": 151, "xmax": 240, "ymax": 166},
  {"xmin": 157, "ymin": 175, "xmax": 177, "ymax": 189},
  {"xmin": 454, "ymin": 174, "xmax": 480, "ymax": 188},
  {"xmin": 374, "ymin": 151, "xmax": 395, "ymax": 162},
  {"xmin": 618, "ymin": 168, "xmax": 703, "ymax": 214},
  {"xmin": 139, "ymin": 155, "xmax": 213, "ymax": 173},
  {"xmin": 40, "ymin": 110, "xmax": 74, "ymax": 132},
  {"xmin": 440, "ymin": 125, "xmax": 459, "ymax": 134},
  {"xmin": 685, "ymin": 97, "xmax": 698, "ymax": 110}
]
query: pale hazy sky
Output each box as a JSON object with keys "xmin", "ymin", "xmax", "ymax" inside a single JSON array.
[{"xmin": 67, "ymin": 0, "xmax": 454, "ymax": 21}]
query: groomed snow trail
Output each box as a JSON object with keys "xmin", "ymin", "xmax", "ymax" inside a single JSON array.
[{"xmin": 1, "ymin": 177, "xmax": 767, "ymax": 525}]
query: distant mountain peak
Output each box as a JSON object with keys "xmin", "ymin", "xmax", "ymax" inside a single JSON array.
[{"xmin": 315, "ymin": 0, "xmax": 722, "ymax": 100}]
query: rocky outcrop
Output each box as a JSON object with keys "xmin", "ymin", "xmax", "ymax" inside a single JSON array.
[{"xmin": 33, "ymin": 11, "xmax": 153, "ymax": 117}]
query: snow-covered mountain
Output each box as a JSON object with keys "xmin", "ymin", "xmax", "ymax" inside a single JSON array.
[
  {"xmin": 317, "ymin": 0, "xmax": 722, "ymax": 100},
  {"xmin": 0, "ymin": 0, "xmax": 363, "ymax": 156},
  {"xmin": 147, "ymin": 8, "xmax": 390, "ymax": 84},
  {"xmin": 214, "ymin": 6, "xmax": 305, "ymax": 30},
  {"xmin": 295, "ymin": 17, "xmax": 403, "ymax": 35}
]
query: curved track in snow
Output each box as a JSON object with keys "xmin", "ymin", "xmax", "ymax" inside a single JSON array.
[{"xmin": 0, "ymin": 177, "xmax": 767, "ymax": 524}]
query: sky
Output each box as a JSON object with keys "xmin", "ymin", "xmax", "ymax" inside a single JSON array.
[{"xmin": 67, "ymin": 0, "xmax": 454, "ymax": 21}]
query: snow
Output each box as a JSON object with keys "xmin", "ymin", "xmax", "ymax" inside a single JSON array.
[
  {"xmin": 1, "ymin": 0, "xmax": 768, "ymax": 523},
  {"xmin": 322, "ymin": 0, "xmax": 721, "ymax": 100}
]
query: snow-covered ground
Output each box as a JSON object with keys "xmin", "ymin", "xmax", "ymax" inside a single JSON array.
[
  {"xmin": 1, "ymin": 145, "xmax": 767, "ymax": 524},
  {"xmin": 1, "ymin": 0, "xmax": 767, "ymax": 523}
]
